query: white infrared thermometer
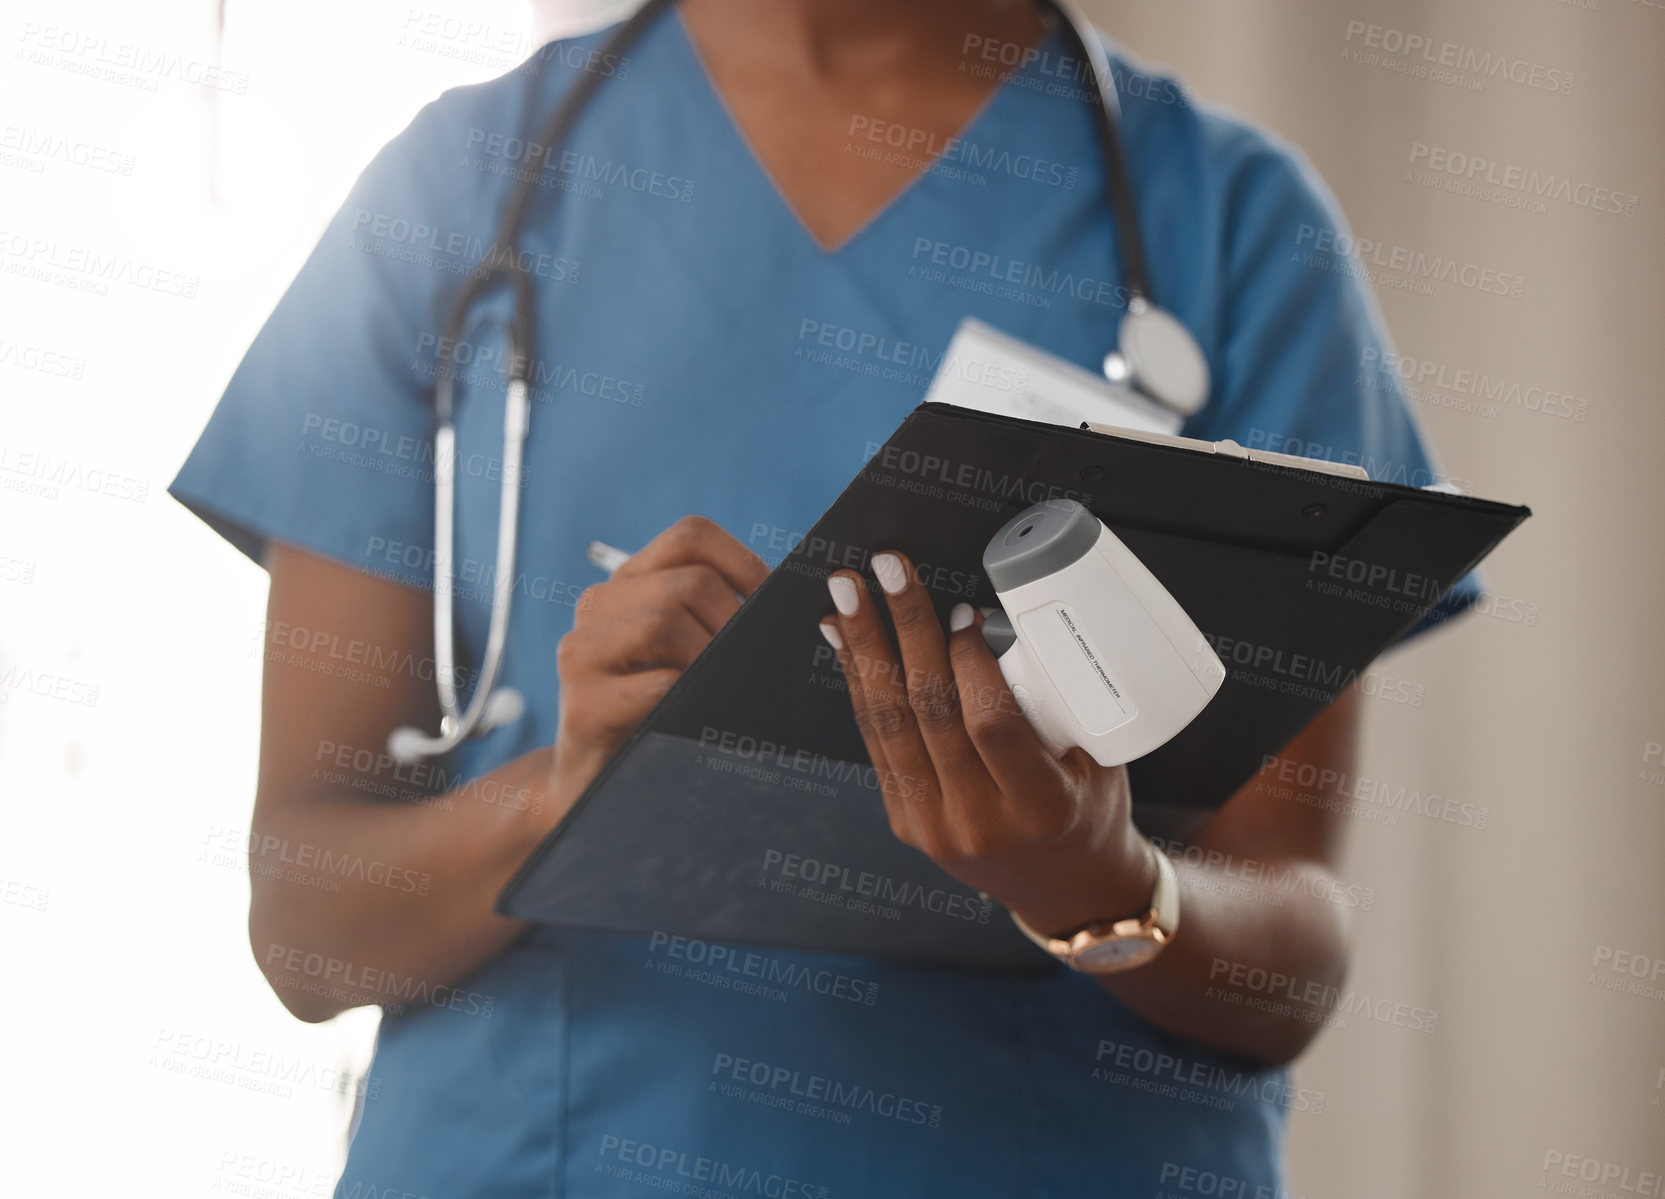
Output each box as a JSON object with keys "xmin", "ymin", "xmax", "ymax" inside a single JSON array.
[{"xmin": 981, "ymin": 499, "xmax": 1226, "ymax": 766}]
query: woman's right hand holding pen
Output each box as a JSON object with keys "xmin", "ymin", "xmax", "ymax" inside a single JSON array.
[{"xmin": 552, "ymin": 516, "xmax": 770, "ymax": 796}]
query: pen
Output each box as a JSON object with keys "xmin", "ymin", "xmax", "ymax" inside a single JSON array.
[{"xmin": 586, "ymin": 540, "xmax": 631, "ymax": 575}]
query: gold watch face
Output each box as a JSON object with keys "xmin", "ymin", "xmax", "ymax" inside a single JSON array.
[{"xmin": 1073, "ymin": 935, "xmax": 1162, "ymax": 973}]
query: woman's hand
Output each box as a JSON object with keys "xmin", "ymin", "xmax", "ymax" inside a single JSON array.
[
  {"xmin": 818, "ymin": 551, "xmax": 1156, "ymax": 938},
  {"xmin": 820, "ymin": 548, "xmax": 1363, "ymax": 1065},
  {"xmin": 553, "ymin": 516, "xmax": 770, "ymax": 796}
]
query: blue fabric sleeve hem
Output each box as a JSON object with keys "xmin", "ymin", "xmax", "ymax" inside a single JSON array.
[{"xmin": 167, "ymin": 478, "xmax": 433, "ymax": 594}]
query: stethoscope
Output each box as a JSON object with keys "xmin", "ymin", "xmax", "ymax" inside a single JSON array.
[{"xmin": 388, "ymin": 0, "xmax": 1212, "ymax": 763}]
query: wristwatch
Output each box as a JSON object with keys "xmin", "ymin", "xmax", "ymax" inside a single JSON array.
[{"xmin": 1009, "ymin": 841, "xmax": 1180, "ymax": 974}]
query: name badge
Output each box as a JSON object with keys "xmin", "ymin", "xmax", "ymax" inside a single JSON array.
[{"xmin": 923, "ymin": 318, "xmax": 1184, "ymax": 436}]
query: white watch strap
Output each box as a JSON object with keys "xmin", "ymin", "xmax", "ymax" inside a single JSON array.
[{"xmin": 1149, "ymin": 843, "xmax": 1179, "ymax": 938}]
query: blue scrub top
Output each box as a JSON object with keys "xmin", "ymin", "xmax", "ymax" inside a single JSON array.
[{"xmin": 173, "ymin": 12, "xmax": 1474, "ymax": 1198}]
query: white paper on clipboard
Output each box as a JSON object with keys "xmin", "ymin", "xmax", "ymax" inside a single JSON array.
[{"xmin": 922, "ymin": 317, "xmax": 1185, "ymax": 436}]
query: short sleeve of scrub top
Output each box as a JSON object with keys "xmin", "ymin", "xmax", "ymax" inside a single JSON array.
[
  {"xmin": 171, "ymin": 17, "xmax": 1474, "ymax": 1199},
  {"xmin": 169, "ymin": 82, "xmax": 508, "ymax": 590}
]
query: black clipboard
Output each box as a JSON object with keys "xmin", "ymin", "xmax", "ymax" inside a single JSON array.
[{"xmin": 498, "ymin": 403, "xmax": 1530, "ymax": 970}]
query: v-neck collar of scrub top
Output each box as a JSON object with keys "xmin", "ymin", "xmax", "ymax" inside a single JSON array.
[{"xmin": 666, "ymin": 5, "xmax": 1040, "ymax": 258}]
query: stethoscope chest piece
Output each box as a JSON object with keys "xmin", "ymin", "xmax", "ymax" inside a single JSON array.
[{"xmin": 1103, "ymin": 302, "xmax": 1211, "ymax": 417}]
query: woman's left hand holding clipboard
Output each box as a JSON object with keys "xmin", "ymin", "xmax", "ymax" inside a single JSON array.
[
  {"xmin": 816, "ymin": 551, "xmax": 1158, "ymax": 941},
  {"xmin": 819, "ymin": 548, "xmax": 1361, "ymax": 1069}
]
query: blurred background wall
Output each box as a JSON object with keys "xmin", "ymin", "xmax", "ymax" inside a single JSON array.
[
  {"xmin": 1076, "ymin": 2, "xmax": 1665, "ymax": 1195},
  {"xmin": 1, "ymin": 0, "xmax": 1659, "ymax": 1195}
]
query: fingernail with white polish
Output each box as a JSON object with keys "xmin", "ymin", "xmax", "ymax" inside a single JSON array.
[
  {"xmin": 949, "ymin": 603, "xmax": 975, "ymax": 632},
  {"xmin": 872, "ymin": 552, "xmax": 907, "ymax": 595},
  {"xmin": 828, "ymin": 575, "xmax": 860, "ymax": 616},
  {"xmin": 818, "ymin": 621, "xmax": 843, "ymax": 650}
]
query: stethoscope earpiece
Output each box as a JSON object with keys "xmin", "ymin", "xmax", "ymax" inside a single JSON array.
[
  {"xmin": 386, "ymin": 685, "xmax": 525, "ymax": 763},
  {"xmin": 481, "ymin": 686, "xmax": 526, "ymax": 731},
  {"xmin": 387, "ymin": 724, "xmax": 437, "ymax": 764}
]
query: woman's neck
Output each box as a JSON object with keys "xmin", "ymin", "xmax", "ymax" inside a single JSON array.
[
  {"xmin": 677, "ymin": 0, "xmax": 1048, "ymax": 81},
  {"xmin": 674, "ymin": 0, "xmax": 1054, "ymax": 249}
]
